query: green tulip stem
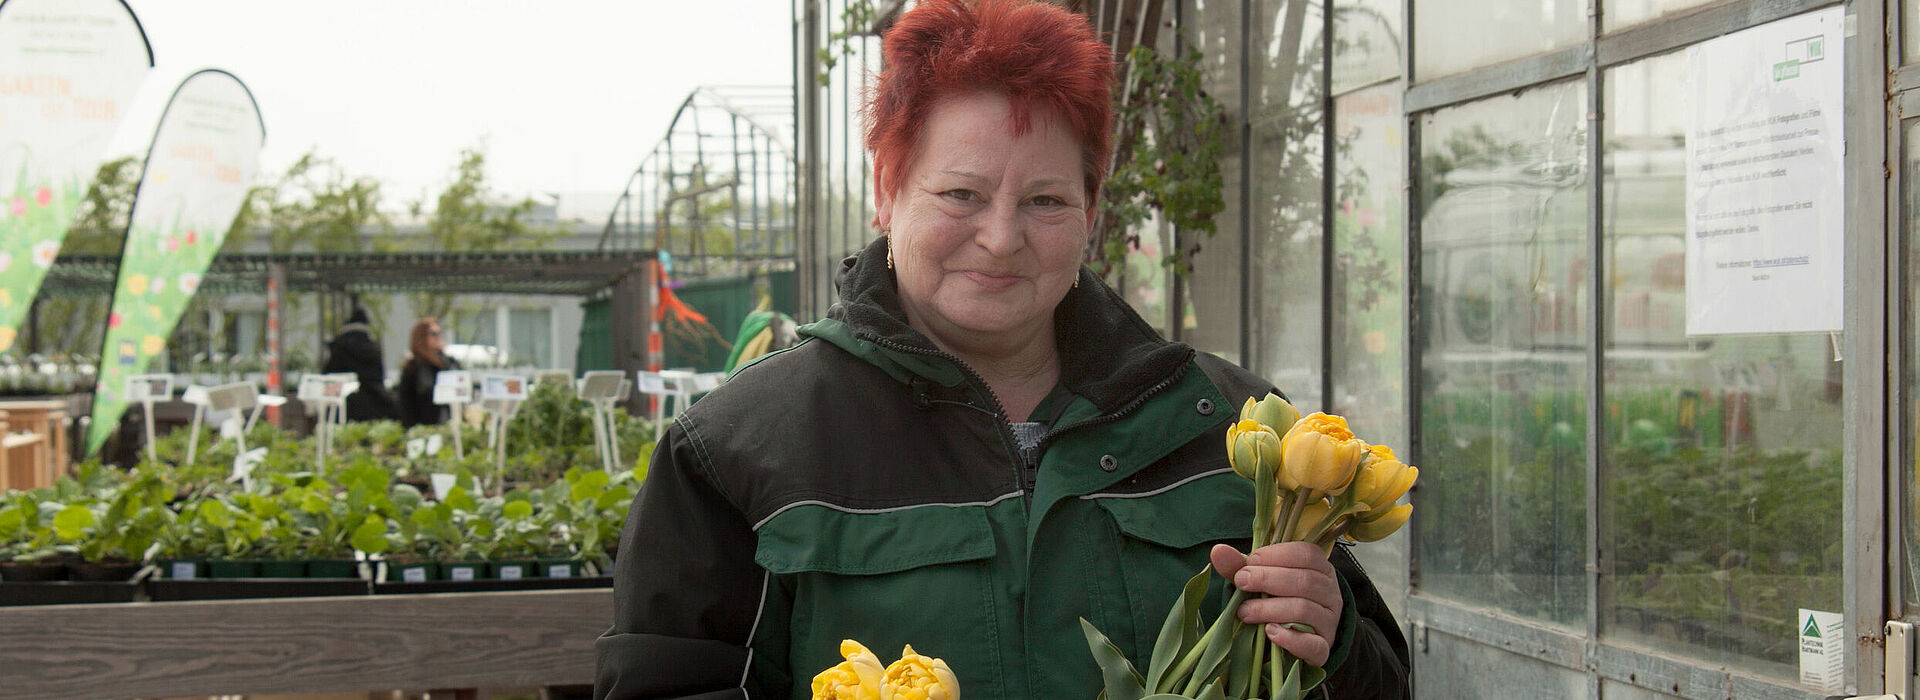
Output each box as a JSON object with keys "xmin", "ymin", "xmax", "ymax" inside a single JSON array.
[
  {"xmin": 1249, "ymin": 617, "xmax": 1269, "ymax": 697},
  {"xmin": 1279, "ymin": 487, "xmax": 1312, "ymax": 543},
  {"xmin": 1314, "ymin": 519, "xmax": 1356, "ymax": 551},
  {"xmin": 1253, "ymin": 460, "xmax": 1277, "ymax": 551},
  {"xmin": 1271, "ymin": 640, "xmax": 1289, "ymax": 696},
  {"xmin": 1301, "ymin": 498, "xmax": 1362, "ymax": 545},
  {"xmin": 1162, "ymin": 588, "xmax": 1250, "ymax": 692}
]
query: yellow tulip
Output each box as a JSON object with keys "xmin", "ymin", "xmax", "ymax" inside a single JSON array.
[
  {"xmin": 812, "ymin": 639, "xmax": 885, "ymax": 700},
  {"xmin": 1349, "ymin": 449, "xmax": 1418, "ymax": 514},
  {"xmin": 882, "ymin": 644, "xmax": 960, "ymax": 700},
  {"xmin": 1279, "ymin": 413, "xmax": 1365, "ymax": 499},
  {"xmin": 1347, "ymin": 504, "xmax": 1412, "ymax": 542},
  {"xmin": 1226, "ymin": 419, "xmax": 1281, "ymax": 480},
  {"xmin": 1240, "ymin": 393, "xmax": 1301, "ymax": 434},
  {"xmin": 1287, "ymin": 500, "xmax": 1333, "ymax": 543}
]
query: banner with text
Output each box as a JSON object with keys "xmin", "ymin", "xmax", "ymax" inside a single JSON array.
[
  {"xmin": 1684, "ymin": 7, "xmax": 1844, "ymax": 335},
  {"xmin": 86, "ymin": 69, "xmax": 262, "ymax": 455},
  {"xmin": 0, "ymin": 0, "xmax": 152, "ymax": 352}
]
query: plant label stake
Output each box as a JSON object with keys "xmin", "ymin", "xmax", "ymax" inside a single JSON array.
[
  {"xmin": 205, "ymin": 381, "xmax": 273, "ymax": 455},
  {"xmin": 433, "ymin": 370, "xmax": 473, "ymax": 459},
  {"xmin": 181, "ymin": 384, "xmax": 211, "ymax": 465},
  {"xmin": 577, "ymin": 371, "xmax": 631, "ymax": 473},
  {"xmin": 125, "ymin": 374, "xmax": 173, "ymax": 465},
  {"xmin": 229, "ymin": 446, "xmax": 266, "ymax": 492},
  {"xmin": 299, "ymin": 373, "xmax": 353, "ymax": 474},
  {"xmin": 478, "ymin": 373, "xmax": 528, "ymax": 497}
]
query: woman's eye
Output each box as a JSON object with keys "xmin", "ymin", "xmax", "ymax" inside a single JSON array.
[
  {"xmin": 1029, "ymin": 195, "xmax": 1066, "ymax": 207},
  {"xmin": 941, "ymin": 189, "xmax": 979, "ymax": 202}
]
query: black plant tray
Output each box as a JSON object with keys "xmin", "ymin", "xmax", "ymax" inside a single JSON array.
[
  {"xmin": 0, "ymin": 581, "xmax": 140, "ymax": 607},
  {"xmin": 372, "ymin": 575, "xmax": 613, "ymax": 595},
  {"xmin": 147, "ymin": 578, "xmax": 372, "ymax": 602}
]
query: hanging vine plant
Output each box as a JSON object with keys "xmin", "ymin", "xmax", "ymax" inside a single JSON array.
[{"xmin": 1091, "ymin": 45, "xmax": 1228, "ymax": 277}]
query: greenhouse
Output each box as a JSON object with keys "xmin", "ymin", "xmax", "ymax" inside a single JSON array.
[{"xmin": 2, "ymin": 0, "xmax": 1917, "ymax": 698}]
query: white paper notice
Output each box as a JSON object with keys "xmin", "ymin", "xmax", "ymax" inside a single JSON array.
[
  {"xmin": 1685, "ymin": 7, "xmax": 1844, "ymax": 336},
  {"xmin": 1797, "ymin": 608, "xmax": 1843, "ymax": 691}
]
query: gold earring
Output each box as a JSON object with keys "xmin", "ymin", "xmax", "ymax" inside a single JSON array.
[
  {"xmin": 1073, "ymin": 275, "xmax": 1079, "ymax": 289},
  {"xmin": 886, "ymin": 238, "xmax": 894, "ymax": 270}
]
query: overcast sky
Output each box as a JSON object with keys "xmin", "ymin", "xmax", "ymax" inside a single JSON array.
[{"xmin": 112, "ymin": 0, "xmax": 794, "ymax": 219}]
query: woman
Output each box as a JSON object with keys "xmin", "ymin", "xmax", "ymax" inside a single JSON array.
[
  {"xmin": 394, "ymin": 318, "xmax": 459, "ymax": 428},
  {"xmin": 595, "ymin": 1, "xmax": 1409, "ymax": 697}
]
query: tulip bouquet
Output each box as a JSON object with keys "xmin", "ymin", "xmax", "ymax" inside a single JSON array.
[
  {"xmin": 811, "ymin": 639, "xmax": 960, "ymax": 700},
  {"xmin": 1079, "ymin": 394, "xmax": 1417, "ymax": 700}
]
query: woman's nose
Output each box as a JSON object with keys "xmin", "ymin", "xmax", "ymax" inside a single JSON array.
[{"xmin": 973, "ymin": 200, "xmax": 1025, "ymax": 256}]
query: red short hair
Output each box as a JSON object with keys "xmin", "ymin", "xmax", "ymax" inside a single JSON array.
[{"xmin": 865, "ymin": 0, "xmax": 1114, "ymax": 216}]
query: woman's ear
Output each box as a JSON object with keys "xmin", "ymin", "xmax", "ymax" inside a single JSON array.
[{"xmin": 873, "ymin": 189, "xmax": 895, "ymax": 231}]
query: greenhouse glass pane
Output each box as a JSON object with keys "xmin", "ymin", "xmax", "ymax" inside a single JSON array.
[
  {"xmin": 1412, "ymin": 0, "xmax": 1584, "ymax": 81},
  {"xmin": 1605, "ymin": 0, "xmax": 1718, "ymax": 32},
  {"xmin": 1334, "ymin": 81, "xmax": 1409, "ymax": 617},
  {"xmin": 1413, "ymin": 80, "xmax": 1589, "ymax": 628},
  {"xmin": 1250, "ymin": 0, "xmax": 1325, "ymax": 410},
  {"xmin": 1909, "ymin": 0, "xmax": 1920, "ymax": 66},
  {"xmin": 1180, "ymin": 0, "xmax": 1246, "ymax": 364},
  {"xmin": 1907, "ymin": 121, "xmax": 1920, "ymax": 614},
  {"xmin": 1332, "ymin": 0, "xmax": 1402, "ymax": 94},
  {"xmin": 509, "ymin": 307, "xmax": 552, "ymax": 368},
  {"xmin": 1601, "ymin": 52, "xmax": 1843, "ymax": 682}
]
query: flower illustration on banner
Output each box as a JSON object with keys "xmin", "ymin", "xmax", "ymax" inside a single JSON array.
[
  {"xmin": 163, "ymin": 235, "xmax": 180, "ymax": 253},
  {"xmin": 147, "ymin": 304, "xmax": 162, "ymax": 320},
  {"xmin": 185, "ymin": 229, "xmax": 198, "ymax": 245},
  {"xmin": 108, "ymin": 312, "xmax": 123, "ymax": 329},
  {"xmin": 150, "ymin": 276, "xmax": 166, "ymax": 295},
  {"xmin": 141, "ymin": 335, "xmax": 164, "ymax": 356},
  {"xmin": 124, "ymin": 274, "xmax": 150, "ymax": 296},
  {"xmin": 8, "ymin": 197, "xmax": 24, "ymax": 217},
  {"xmin": 34, "ymin": 187, "xmax": 50, "ymax": 207},
  {"xmin": 32, "ymin": 240, "xmax": 58, "ymax": 268},
  {"xmin": 0, "ymin": 251, "xmax": 10, "ymax": 273},
  {"xmin": 178, "ymin": 272, "xmax": 202, "ymax": 295},
  {"xmin": 0, "ymin": 288, "xmax": 11, "ymax": 307},
  {"xmin": 0, "ymin": 327, "xmax": 14, "ymax": 353}
]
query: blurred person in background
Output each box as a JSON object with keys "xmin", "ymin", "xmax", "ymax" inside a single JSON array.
[
  {"xmin": 396, "ymin": 317, "xmax": 460, "ymax": 427},
  {"xmin": 321, "ymin": 306, "xmax": 399, "ymax": 422}
]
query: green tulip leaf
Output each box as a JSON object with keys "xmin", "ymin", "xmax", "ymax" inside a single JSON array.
[
  {"xmin": 1079, "ymin": 618, "xmax": 1146, "ymax": 700},
  {"xmin": 1227, "ymin": 618, "xmax": 1259, "ymax": 698},
  {"xmin": 1148, "ymin": 566, "xmax": 1213, "ymax": 690}
]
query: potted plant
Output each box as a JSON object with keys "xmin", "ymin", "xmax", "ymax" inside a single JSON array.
[
  {"xmin": 194, "ymin": 498, "xmax": 267, "ymax": 578},
  {"xmin": 0, "ymin": 496, "xmax": 75, "ymax": 581},
  {"xmin": 480, "ymin": 494, "xmax": 542, "ymax": 580}
]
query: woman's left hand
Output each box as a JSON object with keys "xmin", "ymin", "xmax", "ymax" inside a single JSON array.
[{"xmin": 1209, "ymin": 542, "xmax": 1342, "ymax": 667}]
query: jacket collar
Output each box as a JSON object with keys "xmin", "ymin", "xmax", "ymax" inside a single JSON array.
[{"xmin": 805, "ymin": 236, "xmax": 1195, "ymax": 414}]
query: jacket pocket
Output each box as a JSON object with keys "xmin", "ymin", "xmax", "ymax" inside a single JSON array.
[
  {"xmin": 754, "ymin": 503, "xmax": 1001, "ymax": 700},
  {"xmin": 1090, "ymin": 470, "xmax": 1253, "ymax": 664}
]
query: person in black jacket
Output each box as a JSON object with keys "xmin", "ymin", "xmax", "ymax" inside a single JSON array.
[
  {"xmin": 394, "ymin": 317, "xmax": 460, "ymax": 428},
  {"xmin": 321, "ymin": 306, "xmax": 399, "ymax": 422},
  {"xmin": 593, "ymin": 0, "xmax": 1411, "ymax": 697}
]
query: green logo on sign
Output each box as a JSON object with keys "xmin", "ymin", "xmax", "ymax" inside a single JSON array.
[
  {"xmin": 1774, "ymin": 60, "xmax": 1801, "ymax": 81},
  {"xmin": 1802, "ymin": 616, "xmax": 1821, "ymax": 638}
]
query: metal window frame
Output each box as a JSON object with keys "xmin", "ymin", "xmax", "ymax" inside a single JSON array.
[{"xmin": 1402, "ymin": 0, "xmax": 1880, "ymax": 697}]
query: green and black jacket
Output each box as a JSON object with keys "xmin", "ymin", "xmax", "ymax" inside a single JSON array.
[{"xmin": 594, "ymin": 238, "xmax": 1411, "ymax": 699}]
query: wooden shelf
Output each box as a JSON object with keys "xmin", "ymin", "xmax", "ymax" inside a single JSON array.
[{"xmin": 0, "ymin": 587, "xmax": 611, "ymax": 699}]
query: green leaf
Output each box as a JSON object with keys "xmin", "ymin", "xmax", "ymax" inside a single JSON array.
[
  {"xmin": 53, "ymin": 505, "xmax": 95, "ymax": 540},
  {"xmin": 1227, "ymin": 618, "xmax": 1260, "ymax": 698},
  {"xmin": 1148, "ymin": 566, "xmax": 1213, "ymax": 690},
  {"xmin": 1079, "ymin": 618, "xmax": 1146, "ymax": 700},
  {"xmin": 446, "ymin": 487, "xmax": 477, "ymax": 512},
  {"xmin": 1294, "ymin": 657, "xmax": 1326, "ymax": 694},
  {"xmin": 1194, "ymin": 678, "xmax": 1227, "ymax": 700},
  {"xmin": 351, "ymin": 518, "xmax": 389, "ymax": 554},
  {"xmin": 1273, "ymin": 655, "xmax": 1302, "ymax": 700},
  {"xmin": 503, "ymin": 501, "xmax": 533, "ymax": 520}
]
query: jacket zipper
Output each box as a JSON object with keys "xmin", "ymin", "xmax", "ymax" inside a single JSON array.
[
  {"xmin": 867, "ymin": 336, "xmax": 1033, "ymax": 500},
  {"xmin": 1029, "ymin": 360, "xmax": 1191, "ymax": 457}
]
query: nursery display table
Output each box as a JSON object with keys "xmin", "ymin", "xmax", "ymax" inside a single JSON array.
[
  {"xmin": 0, "ymin": 399, "xmax": 67, "ymax": 491},
  {"xmin": 0, "ymin": 587, "xmax": 611, "ymax": 699}
]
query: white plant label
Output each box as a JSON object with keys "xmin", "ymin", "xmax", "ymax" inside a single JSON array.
[
  {"xmin": 428, "ymin": 473, "xmax": 456, "ymax": 500},
  {"xmin": 1797, "ymin": 608, "xmax": 1843, "ymax": 691},
  {"xmin": 449, "ymin": 566, "xmax": 475, "ymax": 582},
  {"xmin": 405, "ymin": 438, "xmax": 425, "ymax": 459},
  {"xmin": 497, "ymin": 564, "xmax": 523, "ymax": 580},
  {"xmin": 425, "ymin": 434, "xmax": 443, "ymax": 455},
  {"xmin": 402, "ymin": 566, "xmax": 426, "ymax": 583},
  {"xmin": 170, "ymin": 562, "xmax": 197, "ymax": 580},
  {"xmin": 219, "ymin": 416, "xmax": 242, "ymax": 440},
  {"xmin": 548, "ymin": 564, "xmax": 572, "ymax": 579},
  {"xmin": 230, "ymin": 447, "xmax": 266, "ymax": 484}
]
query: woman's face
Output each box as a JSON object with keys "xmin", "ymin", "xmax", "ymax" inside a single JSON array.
[
  {"xmin": 427, "ymin": 325, "xmax": 445, "ymax": 352},
  {"xmin": 878, "ymin": 92, "xmax": 1092, "ymax": 355}
]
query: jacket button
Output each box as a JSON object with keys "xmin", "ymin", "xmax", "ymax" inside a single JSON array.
[
  {"xmin": 1099, "ymin": 455, "xmax": 1118, "ymax": 472},
  {"xmin": 1195, "ymin": 398, "xmax": 1215, "ymax": 416}
]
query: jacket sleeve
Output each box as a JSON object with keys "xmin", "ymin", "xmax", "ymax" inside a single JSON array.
[
  {"xmin": 594, "ymin": 420, "xmax": 771, "ymax": 700},
  {"xmin": 1319, "ymin": 543, "xmax": 1412, "ymax": 699}
]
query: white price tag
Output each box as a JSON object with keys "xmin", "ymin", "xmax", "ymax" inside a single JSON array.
[
  {"xmin": 448, "ymin": 565, "xmax": 476, "ymax": 582},
  {"xmin": 547, "ymin": 563, "xmax": 572, "ymax": 579},
  {"xmin": 405, "ymin": 438, "xmax": 425, "ymax": 459},
  {"xmin": 425, "ymin": 434, "xmax": 444, "ymax": 455},
  {"xmin": 401, "ymin": 565, "xmax": 427, "ymax": 583},
  {"xmin": 497, "ymin": 564, "xmax": 524, "ymax": 580},
  {"xmin": 171, "ymin": 562, "xmax": 197, "ymax": 580},
  {"xmin": 428, "ymin": 473, "xmax": 456, "ymax": 500}
]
